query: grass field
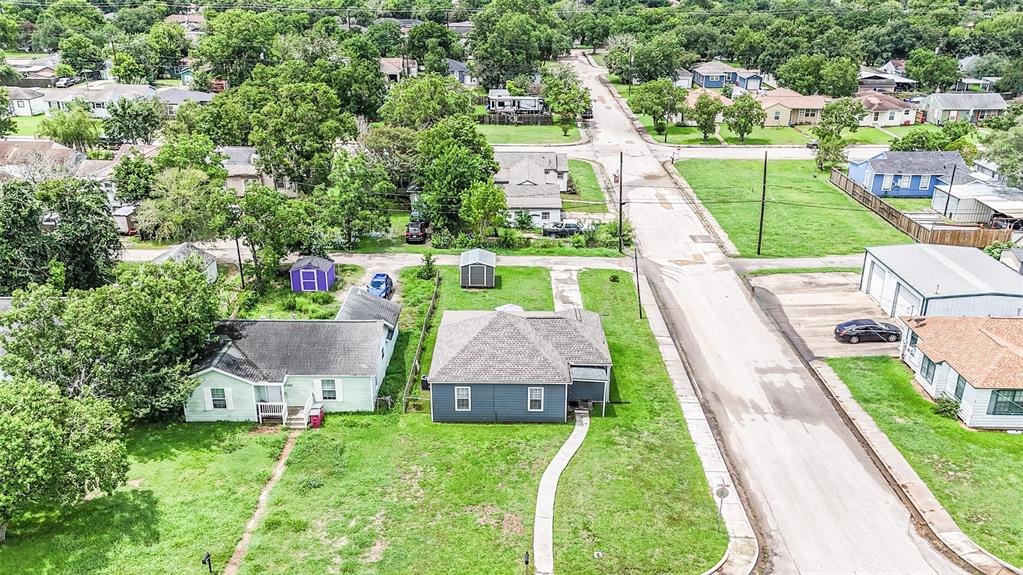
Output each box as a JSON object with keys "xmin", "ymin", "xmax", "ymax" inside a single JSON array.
[
  {"xmin": 884, "ymin": 197, "xmax": 934, "ymax": 212},
  {"xmin": 827, "ymin": 357, "xmax": 1023, "ymax": 566},
  {"xmin": 233, "ymin": 265, "xmax": 362, "ymax": 320},
  {"xmin": 553, "ymin": 270, "xmax": 728, "ymax": 573},
  {"xmin": 13, "ymin": 114, "xmax": 46, "ymax": 136},
  {"xmin": 676, "ymin": 159, "xmax": 912, "ymax": 257},
  {"xmin": 4, "ymin": 50, "xmax": 49, "ymax": 59},
  {"xmin": 841, "ymin": 127, "xmax": 895, "ymax": 145},
  {"xmin": 639, "ymin": 115, "xmax": 717, "ymax": 145},
  {"xmin": 0, "ymin": 423, "xmax": 287, "ymax": 575},
  {"xmin": 884, "ymin": 124, "xmax": 941, "ymax": 138},
  {"xmin": 720, "ymin": 125, "xmax": 809, "ymax": 145},
  {"xmin": 477, "ymin": 123, "xmax": 581, "ymax": 145},
  {"xmin": 564, "ymin": 159, "xmax": 609, "ymax": 213}
]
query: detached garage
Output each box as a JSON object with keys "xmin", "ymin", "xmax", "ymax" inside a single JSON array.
[
  {"xmin": 860, "ymin": 244, "xmax": 1023, "ymax": 318},
  {"xmin": 459, "ymin": 248, "xmax": 496, "ymax": 288}
]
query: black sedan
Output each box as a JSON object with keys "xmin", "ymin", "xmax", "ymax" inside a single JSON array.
[{"xmin": 834, "ymin": 320, "xmax": 902, "ymax": 344}]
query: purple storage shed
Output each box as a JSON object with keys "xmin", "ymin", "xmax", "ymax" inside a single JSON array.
[{"xmin": 289, "ymin": 256, "xmax": 336, "ymax": 292}]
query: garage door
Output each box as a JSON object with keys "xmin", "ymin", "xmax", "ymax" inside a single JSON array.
[
  {"xmin": 893, "ymin": 284, "xmax": 923, "ymax": 317},
  {"xmin": 866, "ymin": 261, "xmax": 886, "ymax": 300}
]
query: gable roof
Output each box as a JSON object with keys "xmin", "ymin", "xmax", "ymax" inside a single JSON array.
[
  {"xmin": 428, "ymin": 309, "xmax": 611, "ymax": 385},
  {"xmin": 694, "ymin": 61, "xmax": 736, "ymax": 76},
  {"xmin": 151, "ymin": 242, "xmax": 216, "ymax": 268},
  {"xmin": 856, "ymin": 90, "xmax": 914, "ymax": 112},
  {"xmin": 459, "ymin": 248, "xmax": 496, "ymax": 267},
  {"xmin": 195, "ymin": 320, "xmax": 387, "ymax": 381},
  {"xmin": 155, "ymin": 87, "xmax": 215, "ymax": 105},
  {"xmin": 7, "ymin": 87, "xmax": 43, "ymax": 100},
  {"xmin": 446, "ymin": 59, "xmax": 468, "ymax": 73},
  {"xmin": 903, "ymin": 316, "xmax": 1023, "ymax": 389},
  {"xmin": 336, "ymin": 286, "xmax": 402, "ymax": 327},
  {"xmin": 493, "ymin": 152, "xmax": 566, "ymax": 210},
  {"xmin": 687, "ymin": 87, "xmax": 731, "ymax": 107},
  {"xmin": 866, "ymin": 244, "xmax": 1023, "ymax": 298},
  {"xmin": 861, "ymin": 151, "xmax": 970, "ymax": 181},
  {"xmin": 290, "ymin": 255, "xmax": 334, "ymax": 272},
  {"xmin": 758, "ymin": 89, "xmax": 828, "ymax": 110},
  {"xmin": 0, "ymin": 140, "xmax": 81, "ymax": 166},
  {"xmin": 924, "ymin": 92, "xmax": 1007, "ymax": 110}
]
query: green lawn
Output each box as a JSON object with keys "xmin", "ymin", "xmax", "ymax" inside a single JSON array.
[
  {"xmin": 4, "ymin": 50, "xmax": 49, "ymax": 59},
  {"xmin": 884, "ymin": 197, "xmax": 933, "ymax": 212},
  {"xmin": 720, "ymin": 125, "xmax": 809, "ymax": 145},
  {"xmin": 827, "ymin": 357, "xmax": 1023, "ymax": 566},
  {"xmin": 591, "ymin": 53, "xmax": 606, "ymax": 67},
  {"xmin": 233, "ymin": 265, "xmax": 362, "ymax": 320},
  {"xmin": 554, "ymin": 270, "xmax": 728, "ymax": 573},
  {"xmin": 676, "ymin": 159, "xmax": 913, "ymax": 257},
  {"xmin": 564, "ymin": 159, "xmax": 609, "ymax": 213},
  {"xmin": 884, "ymin": 124, "xmax": 941, "ymax": 139},
  {"xmin": 477, "ymin": 123, "xmax": 581, "ymax": 145},
  {"xmin": 13, "ymin": 114, "xmax": 46, "ymax": 136},
  {"xmin": 744, "ymin": 266, "xmax": 862, "ymax": 276},
  {"xmin": 0, "ymin": 423, "xmax": 288, "ymax": 575},
  {"xmin": 842, "ymin": 127, "xmax": 895, "ymax": 145},
  {"xmin": 153, "ymin": 79, "xmax": 183, "ymax": 87},
  {"xmin": 121, "ymin": 236, "xmax": 176, "ymax": 250},
  {"xmin": 639, "ymin": 115, "xmax": 717, "ymax": 145}
]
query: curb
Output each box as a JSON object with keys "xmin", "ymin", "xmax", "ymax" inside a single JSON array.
[
  {"xmin": 636, "ymin": 270, "xmax": 760, "ymax": 575},
  {"xmin": 809, "ymin": 360, "xmax": 1022, "ymax": 575},
  {"xmin": 660, "ymin": 160, "xmax": 741, "ymax": 257}
]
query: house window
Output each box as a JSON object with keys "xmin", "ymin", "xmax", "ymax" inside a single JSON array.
[
  {"xmin": 954, "ymin": 375, "xmax": 966, "ymax": 401},
  {"xmin": 541, "ymin": 211, "xmax": 550, "ymax": 220},
  {"xmin": 210, "ymin": 388, "xmax": 227, "ymax": 409},
  {"xmin": 893, "ymin": 175, "xmax": 902, "ymax": 187},
  {"xmin": 454, "ymin": 387, "xmax": 471, "ymax": 411},
  {"xmin": 321, "ymin": 379, "xmax": 337, "ymax": 401},
  {"xmin": 909, "ymin": 332, "xmax": 918, "ymax": 348},
  {"xmin": 527, "ymin": 387, "xmax": 544, "ymax": 412},
  {"xmin": 16, "ymin": 101, "xmax": 24, "ymax": 108},
  {"xmin": 773, "ymin": 111, "xmax": 780, "ymax": 121},
  {"xmin": 881, "ymin": 174, "xmax": 893, "ymax": 191},
  {"xmin": 921, "ymin": 356, "xmax": 936, "ymax": 383},
  {"xmin": 888, "ymin": 111, "xmax": 896, "ymax": 121},
  {"xmin": 989, "ymin": 390, "xmax": 1023, "ymax": 416},
  {"xmin": 919, "ymin": 175, "xmax": 930, "ymax": 190}
]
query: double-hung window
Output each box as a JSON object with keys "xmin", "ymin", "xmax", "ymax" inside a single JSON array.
[
  {"xmin": 527, "ymin": 387, "xmax": 544, "ymax": 412},
  {"xmin": 321, "ymin": 379, "xmax": 337, "ymax": 400},
  {"xmin": 989, "ymin": 390, "xmax": 1023, "ymax": 415},
  {"xmin": 881, "ymin": 174, "xmax": 893, "ymax": 191},
  {"xmin": 210, "ymin": 388, "xmax": 227, "ymax": 409},
  {"xmin": 454, "ymin": 387, "xmax": 471, "ymax": 411},
  {"xmin": 921, "ymin": 356, "xmax": 936, "ymax": 383},
  {"xmin": 954, "ymin": 375, "xmax": 966, "ymax": 401},
  {"xmin": 919, "ymin": 175, "xmax": 931, "ymax": 190}
]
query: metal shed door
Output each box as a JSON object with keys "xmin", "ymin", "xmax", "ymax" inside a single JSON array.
[
  {"xmin": 893, "ymin": 284, "xmax": 922, "ymax": 317},
  {"xmin": 468, "ymin": 264, "xmax": 486, "ymax": 287}
]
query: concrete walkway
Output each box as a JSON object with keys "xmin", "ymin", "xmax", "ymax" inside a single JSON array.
[
  {"xmin": 727, "ymin": 254, "xmax": 865, "ymax": 274},
  {"xmin": 549, "ymin": 268, "xmax": 583, "ymax": 311},
  {"xmin": 223, "ymin": 429, "xmax": 301, "ymax": 575},
  {"xmin": 533, "ymin": 411, "xmax": 590, "ymax": 575}
]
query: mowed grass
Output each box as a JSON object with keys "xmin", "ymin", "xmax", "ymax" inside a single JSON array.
[
  {"xmin": 841, "ymin": 127, "xmax": 896, "ymax": 145},
  {"xmin": 676, "ymin": 159, "xmax": 912, "ymax": 257},
  {"xmin": 884, "ymin": 197, "xmax": 934, "ymax": 212},
  {"xmin": 0, "ymin": 423, "xmax": 287, "ymax": 575},
  {"xmin": 826, "ymin": 357, "xmax": 1023, "ymax": 566},
  {"xmin": 744, "ymin": 266, "xmax": 862, "ymax": 276},
  {"xmin": 638, "ymin": 115, "xmax": 716, "ymax": 145},
  {"xmin": 720, "ymin": 125, "xmax": 809, "ymax": 145},
  {"xmin": 564, "ymin": 159, "xmax": 609, "ymax": 213},
  {"xmin": 238, "ymin": 265, "xmax": 566, "ymax": 575},
  {"xmin": 884, "ymin": 124, "xmax": 941, "ymax": 138},
  {"xmin": 13, "ymin": 114, "xmax": 46, "ymax": 136},
  {"xmin": 477, "ymin": 123, "xmax": 581, "ymax": 144},
  {"xmin": 552, "ymin": 270, "xmax": 727, "ymax": 573}
]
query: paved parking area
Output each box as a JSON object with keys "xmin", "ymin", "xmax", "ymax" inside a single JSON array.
[{"xmin": 749, "ymin": 272, "xmax": 899, "ymax": 359}]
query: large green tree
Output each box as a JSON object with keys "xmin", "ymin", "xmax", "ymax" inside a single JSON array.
[
  {"xmin": 407, "ymin": 21, "xmax": 462, "ymax": 61},
  {"xmin": 32, "ymin": 0, "xmax": 104, "ymax": 51},
  {"xmin": 37, "ymin": 102, "xmax": 100, "ymax": 151},
  {"xmin": 112, "ymin": 148, "xmax": 157, "ymax": 204},
  {"xmin": 38, "ymin": 179, "xmax": 122, "ymax": 291},
  {"xmin": 379, "ymin": 73, "xmax": 473, "ymax": 129},
  {"xmin": 0, "ymin": 377, "xmax": 128, "ymax": 544},
  {"xmin": 57, "ymin": 32, "xmax": 103, "ymax": 74},
  {"xmin": 691, "ymin": 93, "xmax": 724, "ymax": 142},
  {"xmin": 629, "ymin": 78, "xmax": 688, "ymax": 140},
  {"xmin": 312, "ymin": 153, "xmax": 394, "ymax": 249},
  {"xmin": 541, "ymin": 63, "xmax": 591, "ymax": 136},
  {"xmin": 153, "ymin": 133, "xmax": 229, "ymax": 182},
  {"xmin": 723, "ymin": 94, "xmax": 766, "ymax": 142},
  {"xmin": 0, "ymin": 182, "xmax": 51, "ymax": 295},
  {"xmin": 905, "ymin": 48, "xmax": 960, "ymax": 90},
  {"xmin": 136, "ymin": 169, "xmax": 232, "ymax": 243},
  {"xmin": 459, "ymin": 179, "xmax": 507, "ymax": 238},
  {"xmin": 194, "ymin": 9, "xmax": 279, "ymax": 87},
  {"xmin": 982, "ymin": 124, "xmax": 1023, "ymax": 187},
  {"xmin": 227, "ymin": 185, "xmax": 308, "ymax": 289},
  {"xmin": 103, "ymin": 97, "xmax": 166, "ymax": 145},
  {"xmin": 777, "ymin": 55, "xmax": 858, "ymax": 97}
]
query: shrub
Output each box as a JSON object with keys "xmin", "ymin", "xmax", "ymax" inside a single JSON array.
[
  {"xmin": 453, "ymin": 233, "xmax": 481, "ymax": 250},
  {"xmin": 417, "ymin": 251, "xmax": 436, "ymax": 279},
  {"xmin": 308, "ymin": 291, "xmax": 334, "ymax": 305},
  {"xmin": 597, "ymin": 220, "xmax": 634, "ymax": 248},
  {"xmin": 609, "ymin": 274, "xmax": 620, "ymax": 283},
  {"xmin": 281, "ymin": 294, "xmax": 298, "ymax": 311},
  {"xmin": 932, "ymin": 397, "xmax": 961, "ymax": 419},
  {"xmin": 570, "ymin": 233, "xmax": 588, "ymax": 248},
  {"xmin": 513, "ymin": 211, "xmax": 535, "ymax": 229},
  {"xmin": 497, "ymin": 227, "xmax": 525, "ymax": 248},
  {"xmin": 431, "ymin": 228, "xmax": 454, "ymax": 249},
  {"xmin": 530, "ymin": 237, "xmax": 561, "ymax": 250}
]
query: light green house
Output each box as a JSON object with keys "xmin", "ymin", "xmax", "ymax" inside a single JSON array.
[{"xmin": 185, "ymin": 289, "xmax": 402, "ymax": 427}]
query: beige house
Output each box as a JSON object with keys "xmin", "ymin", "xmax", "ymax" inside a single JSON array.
[
  {"xmin": 856, "ymin": 91, "xmax": 916, "ymax": 127},
  {"xmin": 758, "ymin": 88, "xmax": 829, "ymax": 126},
  {"xmin": 685, "ymin": 88, "xmax": 731, "ymax": 123}
]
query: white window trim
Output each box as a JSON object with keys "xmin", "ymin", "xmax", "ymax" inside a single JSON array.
[
  {"xmin": 881, "ymin": 174, "xmax": 893, "ymax": 190},
  {"xmin": 300, "ymin": 268, "xmax": 318, "ymax": 290},
  {"xmin": 454, "ymin": 386, "xmax": 471, "ymax": 411},
  {"xmin": 206, "ymin": 387, "xmax": 232, "ymax": 410},
  {"xmin": 320, "ymin": 378, "xmax": 340, "ymax": 401},
  {"xmin": 527, "ymin": 387, "xmax": 544, "ymax": 412},
  {"xmin": 919, "ymin": 175, "xmax": 930, "ymax": 190}
]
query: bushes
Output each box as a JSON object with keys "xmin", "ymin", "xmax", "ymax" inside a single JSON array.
[{"xmin": 932, "ymin": 397, "xmax": 960, "ymax": 419}]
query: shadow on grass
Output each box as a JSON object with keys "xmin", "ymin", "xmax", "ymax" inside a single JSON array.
[{"xmin": 126, "ymin": 422, "xmax": 252, "ymax": 462}]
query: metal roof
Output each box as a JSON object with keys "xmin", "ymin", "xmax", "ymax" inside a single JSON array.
[
  {"xmin": 866, "ymin": 244, "xmax": 1023, "ymax": 298},
  {"xmin": 937, "ymin": 181, "xmax": 1023, "ymax": 218},
  {"xmin": 459, "ymin": 248, "xmax": 496, "ymax": 267},
  {"xmin": 151, "ymin": 242, "xmax": 216, "ymax": 268}
]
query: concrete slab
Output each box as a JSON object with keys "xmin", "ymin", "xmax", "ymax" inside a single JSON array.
[
  {"xmin": 748, "ymin": 272, "xmax": 899, "ymax": 359},
  {"xmin": 533, "ymin": 411, "xmax": 590, "ymax": 575}
]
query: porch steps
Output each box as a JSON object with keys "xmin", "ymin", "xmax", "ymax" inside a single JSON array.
[{"xmin": 284, "ymin": 406, "xmax": 307, "ymax": 430}]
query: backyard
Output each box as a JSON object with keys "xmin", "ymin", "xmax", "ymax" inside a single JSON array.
[
  {"xmin": 839, "ymin": 127, "xmax": 894, "ymax": 145},
  {"xmin": 230, "ymin": 264, "xmax": 363, "ymax": 320},
  {"xmin": 827, "ymin": 357, "xmax": 1023, "ymax": 566},
  {"xmin": 564, "ymin": 159, "xmax": 609, "ymax": 213},
  {"xmin": 477, "ymin": 123, "xmax": 581, "ymax": 145},
  {"xmin": 13, "ymin": 114, "xmax": 46, "ymax": 136},
  {"xmin": 884, "ymin": 197, "xmax": 933, "ymax": 212},
  {"xmin": 676, "ymin": 159, "xmax": 913, "ymax": 257},
  {"xmin": 0, "ymin": 423, "xmax": 288, "ymax": 575}
]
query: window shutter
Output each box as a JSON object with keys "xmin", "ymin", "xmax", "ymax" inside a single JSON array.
[
  {"xmin": 314, "ymin": 380, "xmax": 323, "ymax": 401},
  {"xmin": 203, "ymin": 388, "xmax": 214, "ymax": 411},
  {"xmin": 224, "ymin": 388, "xmax": 234, "ymax": 410}
]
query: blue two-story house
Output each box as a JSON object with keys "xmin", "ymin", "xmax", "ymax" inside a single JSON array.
[
  {"xmin": 693, "ymin": 61, "xmax": 737, "ymax": 88},
  {"xmin": 847, "ymin": 151, "xmax": 971, "ymax": 198}
]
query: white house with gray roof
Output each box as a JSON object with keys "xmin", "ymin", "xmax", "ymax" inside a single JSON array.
[
  {"xmin": 918, "ymin": 92, "xmax": 1007, "ymax": 125},
  {"xmin": 186, "ymin": 317, "xmax": 400, "ymax": 426},
  {"xmin": 427, "ymin": 308, "xmax": 612, "ymax": 422},
  {"xmin": 43, "ymin": 82, "xmax": 156, "ymax": 118},
  {"xmin": 494, "ymin": 151, "xmax": 568, "ymax": 225}
]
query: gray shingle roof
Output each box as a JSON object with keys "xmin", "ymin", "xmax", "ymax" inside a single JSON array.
[
  {"xmin": 336, "ymin": 286, "xmax": 402, "ymax": 327},
  {"xmin": 459, "ymin": 248, "xmax": 496, "ymax": 267},
  {"xmin": 925, "ymin": 92, "xmax": 1007, "ymax": 110},
  {"xmin": 493, "ymin": 151, "xmax": 567, "ymax": 210},
  {"xmin": 290, "ymin": 255, "xmax": 334, "ymax": 272},
  {"xmin": 428, "ymin": 309, "xmax": 611, "ymax": 385},
  {"xmin": 151, "ymin": 242, "xmax": 216, "ymax": 268},
  {"xmin": 865, "ymin": 151, "xmax": 972, "ymax": 182},
  {"xmin": 195, "ymin": 320, "xmax": 387, "ymax": 381},
  {"xmin": 446, "ymin": 59, "xmax": 468, "ymax": 73}
]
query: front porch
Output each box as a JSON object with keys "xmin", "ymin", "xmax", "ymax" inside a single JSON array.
[{"xmin": 255, "ymin": 384, "xmax": 323, "ymax": 429}]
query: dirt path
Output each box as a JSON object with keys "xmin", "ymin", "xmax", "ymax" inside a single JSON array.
[{"xmin": 223, "ymin": 429, "xmax": 301, "ymax": 575}]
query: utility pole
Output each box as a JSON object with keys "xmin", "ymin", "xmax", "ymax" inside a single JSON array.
[
  {"xmin": 942, "ymin": 163, "xmax": 958, "ymax": 218},
  {"xmin": 627, "ymin": 48, "xmax": 634, "ymax": 98},
  {"xmin": 618, "ymin": 151, "xmax": 625, "ymax": 253},
  {"xmin": 756, "ymin": 150, "xmax": 768, "ymax": 256}
]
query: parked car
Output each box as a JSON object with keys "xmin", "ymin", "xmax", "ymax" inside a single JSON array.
[
  {"xmin": 806, "ymin": 139, "xmax": 819, "ymax": 149},
  {"xmin": 367, "ymin": 273, "xmax": 393, "ymax": 298},
  {"xmin": 55, "ymin": 76, "xmax": 83, "ymax": 88},
  {"xmin": 542, "ymin": 219, "xmax": 585, "ymax": 237},
  {"xmin": 834, "ymin": 320, "xmax": 901, "ymax": 344},
  {"xmin": 582, "ymin": 107, "xmax": 594, "ymax": 119},
  {"xmin": 405, "ymin": 221, "xmax": 428, "ymax": 243}
]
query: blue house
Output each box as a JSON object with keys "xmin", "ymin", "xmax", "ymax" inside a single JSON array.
[
  {"xmin": 692, "ymin": 61, "xmax": 737, "ymax": 88},
  {"xmin": 847, "ymin": 151, "xmax": 971, "ymax": 198},
  {"xmin": 427, "ymin": 309, "xmax": 612, "ymax": 422},
  {"xmin": 735, "ymin": 69, "xmax": 763, "ymax": 90},
  {"xmin": 289, "ymin": 255, "xmax": 336, "ymax": 292}
]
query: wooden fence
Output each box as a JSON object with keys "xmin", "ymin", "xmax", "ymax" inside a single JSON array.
[
  {"xmin": 828, "ymin": 169, "xmax": 1011, "ymax": 248},
  {"xmin": 475, "ymin": 113, "xmax": 553, "ymax": 126},
  {"xmin": 401, "ymin": 273, "xmax": 441, "ymax": 413}
]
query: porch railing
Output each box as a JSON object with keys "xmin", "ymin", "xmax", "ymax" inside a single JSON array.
[
  {"xmin": 256, "ymin": 402, "xmax": 286, "ymax": 423},
  {"xmin": 299, "ymin": 393, "xmax": 315, "ymax": 428}
]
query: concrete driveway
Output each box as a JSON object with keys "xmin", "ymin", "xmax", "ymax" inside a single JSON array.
[{"xmin": 749, "ymin": 272, "xmax": 900, "ymax": 360}]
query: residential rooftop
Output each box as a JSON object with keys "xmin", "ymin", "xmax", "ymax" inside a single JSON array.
[
  {"xmin": 335, "ymin": 286, "xmax": 402, "ymax": 328},
  {"xmin": 865, "ymin": 244, "xmax": 1023, "ymax": 298},
  {"xmin": 902, "ymin": 316, "xmax": 1023, "ymax": 389}
]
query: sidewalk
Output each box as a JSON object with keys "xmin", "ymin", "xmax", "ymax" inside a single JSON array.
[
  {"xmin": 727, "ymin": 255, "xmax": 865, "ymax": 273},
  {"xmin": 532, "ymin": 411, "xmax": 590, "ymax": 575}
]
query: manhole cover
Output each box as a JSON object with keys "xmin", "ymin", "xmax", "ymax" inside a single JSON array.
[{"xmin": 690, "ymin": 235, "xmax": 715, "ymax": 243}]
